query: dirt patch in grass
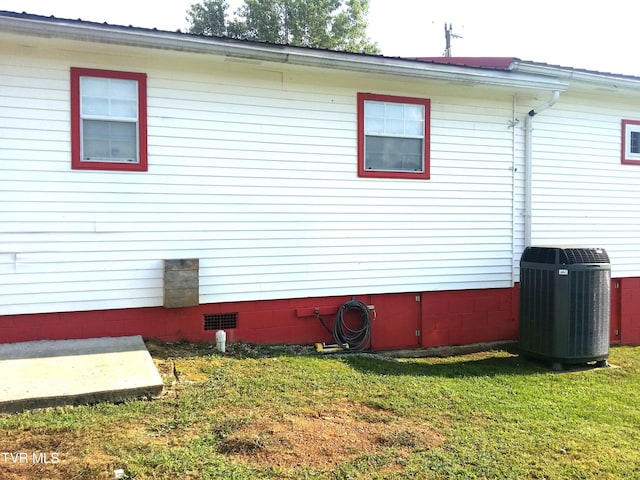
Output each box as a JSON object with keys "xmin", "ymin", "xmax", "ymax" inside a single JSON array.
[
  {"xmin": 221, "ymin": 400, "xmax": 444, "ymax": 469},
  {"xmin": 1, "ymin": 427, "xmax": 119, "ymax": 480}
]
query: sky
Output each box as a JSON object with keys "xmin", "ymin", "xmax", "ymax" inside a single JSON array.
[{"xmin": 1, "ymin": 0, "xmax": 639, "ymax": 76}]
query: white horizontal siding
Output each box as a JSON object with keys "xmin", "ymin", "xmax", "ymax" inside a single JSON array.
[
  {"xmin": 528, "ymin": 91, "xmax": 640, "ymax": 278},
  {"xmin": 1, "ymin": 34, "xmax": 517, "ymax": 315}
]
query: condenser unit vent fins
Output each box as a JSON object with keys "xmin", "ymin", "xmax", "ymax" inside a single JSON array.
[
  {"xmin": 520, "ymin": 247, "xmax": 558, "ymax": 264},
  {"xmin": 521, "ymin": 247, "xmax": 610, "ymax": 265},
  {"xmin": 559, "ymin": 248, "xmax": 609, "ymax": 265},
  {"xmin": 203, "ymin": 313, "xmax": 238, "ymax": 331}
]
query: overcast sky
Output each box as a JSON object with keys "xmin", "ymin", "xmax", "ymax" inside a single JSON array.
[{"xmin": 1, "ymin": 0, "xmax": 638, "ymax": 76}]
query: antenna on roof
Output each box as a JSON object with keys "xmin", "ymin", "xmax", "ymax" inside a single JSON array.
[{"xmin": 443, "ymin": 23, "xmax": 462, "ymax": 57}]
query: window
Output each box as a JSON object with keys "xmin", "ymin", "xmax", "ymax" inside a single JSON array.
[
  {"xmin": 71, "ymin": 67, "xmax": 147, "ymax": 171},
  {"xmin": 357, "ymin": 93, "xmax": 430, "ymax": 179},
  {"xmin": 622, "ymin": 119, "xmax": 640, "ymax": 165}
]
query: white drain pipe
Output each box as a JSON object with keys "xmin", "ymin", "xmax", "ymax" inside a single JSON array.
[
  {"xmin": 524, "ymin": 91, "xmax": 560, "ymax": 247},
  {"xmin": 216, "ymin": 330, "xmax": 227, "ymax": 353}
]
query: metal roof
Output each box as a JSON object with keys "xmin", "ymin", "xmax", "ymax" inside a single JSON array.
[{"xmin": 413, "ymin": 56, "xmax": 640, "ymax": 82}]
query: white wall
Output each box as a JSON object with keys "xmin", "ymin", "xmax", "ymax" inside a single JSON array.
[
  {"xmin": 1, "ymin": 32, "xmax": 518, "ymax": 316},
  {"xmin": 524, "ymin": 87, "xmax": 640, "ymax": 278}
]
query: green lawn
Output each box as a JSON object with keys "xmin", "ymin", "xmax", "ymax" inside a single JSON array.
[{"xmin": 1, "ymin": 343, "xmax": 639, "ymax": 479}]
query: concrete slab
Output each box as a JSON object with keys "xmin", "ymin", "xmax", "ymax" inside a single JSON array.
[{"xmin": 0, "ymin": 336, "xmax": 164, "ymax": 413}]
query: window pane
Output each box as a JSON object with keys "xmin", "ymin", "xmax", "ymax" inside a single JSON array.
[
  {"xmin": 385, "ymin": 118, "xmax": 404, "ymax": 135},
  {"xmin": 385, "ymin": 103, "xmax": 404, "ymax": 120},
  {"xmin": 404, "ymin": 104, "xmax": 424, "ymax": 121},
  {"xmin": 110, "ymin": 98, "xmax": 138, "ymax": 118},
  {"xmin": 110, "ymin": 78, "xmax": 137, "ymax": 99},
  {"xmin": 402, "ymin": 154, "xmax": 423, "ymax": 171},
  {"xmin": 81, "ymin": 77, "xmax": 109, "ymax": 97},
  {"xmin": 385, "ymin": 152, "xmax": 404, "ymax": 170},
  {"xmin": 365, "ymin": 136, "xmax": 384, "ymax": 156},
  {"xmin": 364, "ymin": 101, "xmax": 385, "ymax": 118},
  {"xmin": 365, "ymin": 152, "xmax": 384, "ymax": 170},
  {"xmin": 404, "ymin": 105, "xmax": 424, "ymax": 135},
  {"xmin": 365, "ymin": 136, "xmax": 423, "ymax": 172},
  {"xmin": 366, "ymin": 118, "xmax": 384, "ymax": 135},
  {"xmin": 631, "ymin": 131, "xmax": 640, "ymax": 154},
  {"xmin": 405, "ymin": 120, "xmax": 423, "ymax": 136},
  {"xmin": 82, "ymin": 97, "xmax": 109, "ymax": 116},
  {"xmin": 82, "ymin": 119, "xmax": 137, "ymax": 162},
  {"xmin": 403, "ymin": 138, "xmax": 423, "ymax": 156}
]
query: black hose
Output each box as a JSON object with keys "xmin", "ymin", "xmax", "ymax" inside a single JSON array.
[
  {"xmin": 315, "ymin": 309, "xmax": 334, "ymax": 337},
  {"xmin": 333, "ymin": 299, "xmax": 371, "ymax": 351}
]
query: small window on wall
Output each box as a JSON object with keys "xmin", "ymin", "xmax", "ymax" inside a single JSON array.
[
  {"xmin": 70, "ymin": 67, "xmax": 147, "ymax": 171},
  {"xmin": 357, "ymin": 92, "xmax": 430, "ymax": 179},
  {"xmin": 622, "ymin": 119, "xmax": 640, "ymax": 165}
]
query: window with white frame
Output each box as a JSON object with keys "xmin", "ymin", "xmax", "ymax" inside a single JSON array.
[
  {"xmin": 622, "ymin": 119, "xmax": 640, "ymax": 165},
  {"xmin": 357, "ymin": 93, "xmax": 430, "ymax": 179},
  {"xmin": 70, "ymin": 67, "xmax": 147, "ymax": 171}
]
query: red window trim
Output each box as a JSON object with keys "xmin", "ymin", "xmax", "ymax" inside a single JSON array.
[
  {"xmin": 621, "ymin": 119, "xmax": 640, "ymax": 165},
  {"xmin": 70, "ymin": 67, "xmax": 148, "ymax": 172},
  {"xmin": 357, "ymin": 92, "xmax": 431, "ymax": 180}
]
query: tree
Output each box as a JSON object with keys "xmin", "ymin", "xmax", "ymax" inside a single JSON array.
[
  {"xmin": 187, "ymin": 0, "xmax": 228, "ymax": 37},
  {"xmin": 187, "ymin": 0, "xmax": 379, "ymax": 54}
]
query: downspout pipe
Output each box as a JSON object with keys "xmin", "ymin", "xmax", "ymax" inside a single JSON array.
[{"xmin": 524, "ymin": 91, "xmax": 560, "ymax": 247}]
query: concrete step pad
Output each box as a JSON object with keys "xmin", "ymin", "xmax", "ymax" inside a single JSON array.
[{"xmin": 0, "ymin": 336, "xmax": 164, "ymax": 413}]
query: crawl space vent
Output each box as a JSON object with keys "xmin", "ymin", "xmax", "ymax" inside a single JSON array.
[{"xmin": 203, "ymin": 313, "xmax": 238, "ymax": 331}]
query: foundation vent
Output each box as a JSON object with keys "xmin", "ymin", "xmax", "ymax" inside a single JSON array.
[{"xmin": 204, "ymin": 313, "xmax": 238, "ymax": 331}]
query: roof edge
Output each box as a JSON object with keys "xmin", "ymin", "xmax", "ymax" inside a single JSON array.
[
  {"xmin": 0, "ymin": 11, "xmax": 568, "ymax": 92},
  {"xmin": 512, "ymin": 59, "xmax": 640, "ymax": 90},
  {"xmin": 411, "ymin": 57, "xmax": 517, "ymax": 70}
]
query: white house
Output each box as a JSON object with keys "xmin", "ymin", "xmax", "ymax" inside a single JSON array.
[{"xmin": 2, "ymin": 11, "xmax": 640, "ymax": 349}]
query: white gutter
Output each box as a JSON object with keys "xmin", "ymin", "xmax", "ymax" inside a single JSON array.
[
  {"xmin": 0, "ymin": 13, "xmax": 568, "ymax": 92},
  {"xmin": 524, "ymin": 91, "xmax": 560, "ymax": 247},
  {"xmin": 513, "ymin": 60, "xmax": 640, "ymax": 91}
]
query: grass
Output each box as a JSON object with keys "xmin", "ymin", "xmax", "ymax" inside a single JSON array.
[{"xmin": 1, "ymin": 342, "xmax": 640, "ymax": 479}]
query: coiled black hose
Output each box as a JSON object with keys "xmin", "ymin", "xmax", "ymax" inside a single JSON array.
[{"xmin": 332, "ymin": 299, "xmax": 371, "ymax": 351}]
